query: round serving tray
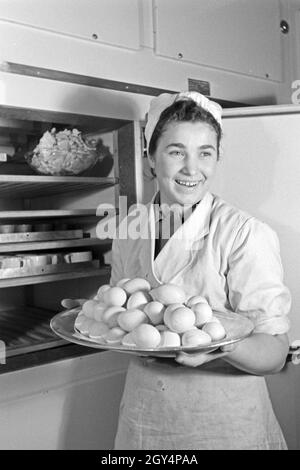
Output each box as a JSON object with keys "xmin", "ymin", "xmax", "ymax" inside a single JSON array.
[{"xmin": 50, "ymin": 308, "xmax": 254, "ymax": 358}]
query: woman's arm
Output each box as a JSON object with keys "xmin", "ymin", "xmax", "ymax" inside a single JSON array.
[
  {"xmin": 222, "ymin": 332, "xmax": 289, "ymax": 375},
  {"xmin": 176, "ymin": 332, "xmax": 289, "ymax": 375}
]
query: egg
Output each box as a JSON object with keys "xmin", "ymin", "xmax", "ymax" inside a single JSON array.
[
  {"xmin": 117, "ymin": 308, "xmax": 149, "ymax": 332},
  {"xmin": 96, "ymin": 284, "xmax": 111, "ymax": 300},
  {"xmin": 126, "ymin": 291, "xmax": 151, "ymax": 310},
  {"xmin": 191, "ymin": 302, "xmax": 213, "ymax": 327},
  {"xmin": 159, "ymin": 330, "xmax": 181, "ymax": 347},
  {"xmin": 181, "ymin": 328, "xmax": 212, "ymax": 347},
  {"xmin": 76, "ymin": 317, "xmax": 94, "ymax": 335},
  {"xmin": 74, "ymin": 313, "xmax": 86, "ymax": 329},
  {"xmin": 105, "ymin": 327, "xmax": 126, "ymax": 344},
  {"xmin": 156, "ymin": 324, "xmax": 169, "ymax": 332},
  {"xmin": 122, "ymin": 278, "xmax": 151, "ymax": 295},
  {"xmin": 150, "ymin": 284, "xmax": 186, "ymax": 305},
  {"xmin": 102, "ymin": 286, "xmax": 127, "ymax": 307},
  {"xmin": 132, "ymin": 324, "xmax": 161, "ymax": 348},
  {"xmin": 202, "ymin": 321, "xmax": 226, "ymax": 341},
  {"xmin": 143, "ymin": 301, "xmax": 165, "ymax": 325},
  {"xmin": 186, "ymin": 295, "xmax": 208, "ymax": 308},
  {"xmin": 121, "ymin": 332, "xmax": 136, "ymax": 347},
  {"xmin": 163, "ymin": 303, "xmax": 184, "ymax": 317},
  {"xmin": 164, "ymin": 306, "xmax": 195, "ymax": 333},
  {"xmin": 116, "ymin": 278, "xmax": 131, "ymax": 288},
  {"xmin": 102, "ymin": 306, "xmax": 126, "ymax": 327},
  {"xmin": 82, "ymin": 300, "xmax": 100, "ymax": 319},
  {"xmin": 93, "ymin": 302, "xmax": 107, "ymax": 322},
  {"xmin": 88, "ymin": 321, "xmax": 110, "ymax": 339}
]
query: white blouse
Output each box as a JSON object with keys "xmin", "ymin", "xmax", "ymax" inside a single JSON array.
[{"xmin": 110, "ymin": 191, "xmax": 291, "ymax": 335}]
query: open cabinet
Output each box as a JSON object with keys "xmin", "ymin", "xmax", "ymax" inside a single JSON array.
[{"xmin": 0, "ymin": 104, "xmax": 141, "ymax": 372}]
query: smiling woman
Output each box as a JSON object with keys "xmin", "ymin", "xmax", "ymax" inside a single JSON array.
[{"xmin": 111, "ymin": 91, "xmax": 291, "ymax": 450}]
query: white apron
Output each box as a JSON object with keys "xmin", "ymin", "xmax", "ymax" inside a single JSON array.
[{"xmin": 112, "ymin": 193, "xmax": 289, "ymax": 450}]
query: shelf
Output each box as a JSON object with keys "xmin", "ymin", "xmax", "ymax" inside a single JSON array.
[
  {"xmin": 0, "ymin": 237, "xmax": 111, "ymax": 253},
  {"xmin": 0, "ymin": 265, "xmax": 111, "ymax": 288},
  {"xmin": 0, "ymin": 209, "xmax": 99, "ymax": 219},
  {"xmin": 0, "ymin": 175, "xmax": 117, "ymax": 198},
  {"xmin": 0, "ymin": 306, "xmax": 67, "ymax": 358}
]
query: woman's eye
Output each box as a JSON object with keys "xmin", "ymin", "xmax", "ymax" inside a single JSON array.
[
  {"xmin": 169, "ymin": 150, "xmax": 185, "ymax": 158},
  {"xmin": 200, "ymin": 152, "xmax": 212, "ymax": 158}
]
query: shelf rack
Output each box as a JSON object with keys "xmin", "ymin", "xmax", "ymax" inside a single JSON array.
[
  {"xmin": 0, "ymin": 209, "xmax": 99, "ymax": 219},
  {"xmin": 0, "ymin": 237, "xmax": 111, "ymax": 253},
  {"xmin": 0, "ymin": 265, "xmax": 111, "ymax": 288},
  {"xmin": 0, "ymin": 306, "xmax": 67, "ymax": 358},
  {"xmin": 0, "ymin": 175, "xmax": 118, "ymax": 198}
]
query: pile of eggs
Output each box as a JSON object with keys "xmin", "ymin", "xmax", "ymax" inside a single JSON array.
[{"xmin": 74, "ymin": 278, "xmax": 226, "ymax": 349}]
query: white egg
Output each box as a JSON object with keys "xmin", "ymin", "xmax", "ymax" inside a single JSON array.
[
  {"xmin": 159, "ymin": 330, "xmax": 181, "ymax": 347},
  {"xmin": 144, "ymin": 301, "xmax": 165, "ymax": 325},
  {"xmin": 88, "ymin": 321, "xmax": 110, "ymax": 339},
  {"xmin": 127, "ymin": 291, "xmax": 151, "ymax": 310},
  {"xmin": 202, "ymin": 321, "xmax": 226, "ymax": 341},
  {"xmin": 102, "ymin": 306, "xmax": 126, "ymax": 328},
  {"xmin": 186, "ymin": 295, "xmax": 208, "ymax": 308},
  {"xmin": 106, "ymin": 327, "xmax": 126, "ymax": 344}
]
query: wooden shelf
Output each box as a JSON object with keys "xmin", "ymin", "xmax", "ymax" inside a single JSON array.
[
  {"xmin": 0, "ymin": 209, "xmax": 99, "ymax": 219},
  {"xmin": 0, "ymin": 237, "xmax": 111, "ymax": 253},
  {"xmin": 0, "ymin": 265, "xmax": 111, "ymax": 288},
  {"xmin": 0, "ymin": 175, "xmax": 117, "ymax": 198}
]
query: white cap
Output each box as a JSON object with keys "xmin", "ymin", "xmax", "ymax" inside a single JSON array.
[{"xmin": 144, "ymin": 91, "xmax": 222, "ymax": 154}]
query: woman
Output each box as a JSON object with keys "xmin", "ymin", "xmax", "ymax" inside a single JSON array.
[{"xmin": 112, "ymin": 91, "xmax": 291, "ymax": 450}]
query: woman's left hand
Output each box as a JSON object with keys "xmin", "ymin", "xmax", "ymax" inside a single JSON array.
[{"xmin": 175, "ymin": 343, "xmax": 238, "ymax": 368}]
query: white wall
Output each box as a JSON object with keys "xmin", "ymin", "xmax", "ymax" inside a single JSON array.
[
  {"xmin": 0, "ymin": 351, "xmax": 130, "ymax": 449},
  {"xmin": 0, "ymin": 0, "xmax": 297, "ymax": 106}
]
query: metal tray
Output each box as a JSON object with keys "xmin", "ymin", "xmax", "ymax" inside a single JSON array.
[{"xmin": 50, "ymin": 308, "xmax": 254, "ymax": 358}]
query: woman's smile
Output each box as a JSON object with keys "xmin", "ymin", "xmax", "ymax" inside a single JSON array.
[{"xmin": 174, "ymin": 178, "xmax": 204, "ymax": 189}]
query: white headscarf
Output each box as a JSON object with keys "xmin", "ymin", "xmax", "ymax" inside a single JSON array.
[{"xmin": 144, "ymin": 91, "xmax": 222, "ymax": 154}]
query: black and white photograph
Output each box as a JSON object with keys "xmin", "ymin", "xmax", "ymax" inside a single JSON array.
[{"xmin": 0, "ymin": 0, "xmax": 299, "ymax": 452}]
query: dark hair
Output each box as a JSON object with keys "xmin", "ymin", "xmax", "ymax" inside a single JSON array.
[{"xmin": 148, "ymin": 99, "xmax": 222, "ymax": 160}]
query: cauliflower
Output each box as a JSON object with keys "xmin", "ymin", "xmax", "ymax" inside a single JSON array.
[{"xmin": 28, "ymin": 128, "xmax": 98, "ymax": 175}]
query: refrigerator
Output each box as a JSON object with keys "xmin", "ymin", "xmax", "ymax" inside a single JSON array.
[
  {"xmin": 142, "ymin": 104, "xmax": 300, "ymax": 449},
  {"xmin": 212, "ymin": 105, "xmax": 300, "ymax": 450}
]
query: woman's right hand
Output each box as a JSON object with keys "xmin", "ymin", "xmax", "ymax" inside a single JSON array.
[{"xmin": 175, "ymin": 343, "xmax": 238, "ymax": 368}]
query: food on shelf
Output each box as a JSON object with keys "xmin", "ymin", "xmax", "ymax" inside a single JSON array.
[
  {"xmin": 0, "ymin": 224, "xmax": 15, "ymax": 234},
  {"xmin": 74, "ymin": 278, "xmax": 227, "ymax": 348},
  {"xmin": 0, "ymin": 251, "xmax": 95, "ymax": 271},
  {"xmin": 26, "ymin": 127, "xmax": 99, "ymax": 175}
]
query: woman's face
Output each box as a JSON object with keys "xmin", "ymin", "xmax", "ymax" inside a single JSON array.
[{"xmin": 149, "ymin": 121, "xmax": 219, "ymax": 206}]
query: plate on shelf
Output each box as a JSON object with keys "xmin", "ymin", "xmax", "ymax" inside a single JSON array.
[{"xmin": 50, "ymin": 308, "xmax": 254, "ymax": 358}]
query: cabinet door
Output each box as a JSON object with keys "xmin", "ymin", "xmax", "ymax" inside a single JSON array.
[
  {"xmin": 154, "ymin": 0, "xmax": 283, "ymax": 81},
  {"xmin": 0, "ymin": 0, "xmax": 140, "ymax": 50}
]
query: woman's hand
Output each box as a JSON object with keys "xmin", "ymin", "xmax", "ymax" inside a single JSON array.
[{"xmin": 175, "ymin": 343, "xmax": 238, "ymax": 367}]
